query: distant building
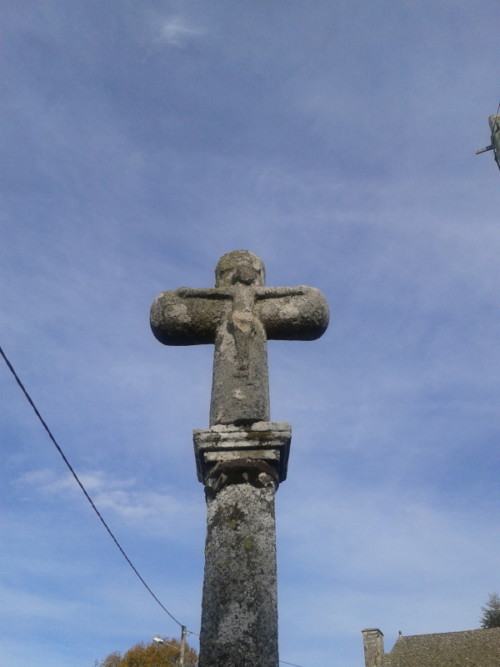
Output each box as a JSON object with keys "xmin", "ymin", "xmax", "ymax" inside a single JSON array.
[{"xmin": 361, "ymin": 626, "xmax": 500, "ymax": 666}]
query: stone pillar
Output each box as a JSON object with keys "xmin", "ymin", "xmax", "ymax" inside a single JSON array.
[
  {"xmin": 361, "ymin": 628, "xmax": 385, "ymax": 667},
  {"xmin": 194, "ymin": 422, "xmax": 291, "ymax": 667}
]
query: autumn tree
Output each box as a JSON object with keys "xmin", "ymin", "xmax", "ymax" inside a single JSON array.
[
  {"xmin": 480, "ymin": 592, "xmax": 500, "ymax": 629},
  {"xmin": 95, "ymin": 637, "xmax": 198, "ymax": 667}
]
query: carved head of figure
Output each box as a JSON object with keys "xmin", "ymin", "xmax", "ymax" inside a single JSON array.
[{"xmin": 215, "ymin": 250, "xmax": 266, "ymax": 287}]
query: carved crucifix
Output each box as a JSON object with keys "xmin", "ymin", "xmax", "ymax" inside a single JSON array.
[{"xmin": 150, "ymin": 250, "xmax": 329, "ymax": 425}]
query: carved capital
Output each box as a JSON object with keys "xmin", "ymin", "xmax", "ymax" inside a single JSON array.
[
  {"xmin": 204, "ymin": 458, "xmax": 279, "ymax": 497},
  {"xmin": 193, "ymin": 422, "xmax": 291, "ymax": 494}
]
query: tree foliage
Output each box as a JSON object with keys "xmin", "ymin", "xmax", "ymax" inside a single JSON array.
[
  {"xmin": 96, "ymin": 638, "xmax": 198, "ymax": 667},
  {"xmin": 480, "ymin": 592, "xmax": 500, "ymax": 629}
]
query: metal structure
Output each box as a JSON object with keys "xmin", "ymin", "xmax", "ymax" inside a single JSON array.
[{"xmin": 476, "ymin": 114, "xmax": 500, "ymax": 171}]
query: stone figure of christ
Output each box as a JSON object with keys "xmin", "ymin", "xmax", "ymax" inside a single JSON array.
[{"xmin": 150, "ymin": 250, "xmax": 329, "ymax": 426}]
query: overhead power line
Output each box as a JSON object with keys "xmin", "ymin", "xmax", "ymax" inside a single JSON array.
[
  {"xmin": 0, "ymin": 344, "xmax": 184, "ymax": 629},
  {"xmin": 2, "ymin": 344, "xmax": 308, "ymax": 667}
]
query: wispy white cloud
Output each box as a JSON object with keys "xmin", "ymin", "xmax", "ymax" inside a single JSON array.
[
  {"xmin": 159, "ymin": 16, "xmax": 203, "ymax": 47},
  {"xmin": 17, "ymin": 468, "xmax": 201, "ymax": 537}
]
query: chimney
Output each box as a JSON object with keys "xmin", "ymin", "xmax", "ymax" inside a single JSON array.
[{"xmin": 361, "ymin": 628, "xmax": 385, "ymax": 667}]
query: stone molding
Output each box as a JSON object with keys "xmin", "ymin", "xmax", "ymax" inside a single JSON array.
[{"xmin": 193, "ymin": 422, "xmax": 291, "ymax": 491}]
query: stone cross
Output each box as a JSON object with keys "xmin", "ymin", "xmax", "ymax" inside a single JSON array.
[
  {"xmin": 150, "ymin": 249, "xmax": 329, "ymax": 425},
  {"xmin": 150, "ymin": 250, "xmax": 329, "ymax": 667}
]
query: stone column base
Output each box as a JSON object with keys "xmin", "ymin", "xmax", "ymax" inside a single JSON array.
[{"xmin": 195, "ymin": 422, "xmax": 291, "ymax": 667}]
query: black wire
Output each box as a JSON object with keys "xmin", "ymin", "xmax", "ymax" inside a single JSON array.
[
  {"xmin": 2, "ymin": 344, "xmax": 308, "ymax": 665},
  {"xmin": 0, "ymin": 344, "xmax": 183, "ymax": 629}
]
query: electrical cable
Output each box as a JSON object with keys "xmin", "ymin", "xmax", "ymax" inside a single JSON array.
[
  {"xmin": 2, "ymin": 343, "xmax": 307, "ymax": 666},
  {"xmin": 0, "ymin": 344, "xmax": 184, "ymax": 629}
]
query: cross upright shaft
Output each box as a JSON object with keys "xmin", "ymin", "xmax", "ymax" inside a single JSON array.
[{"xmin": 150, "ymin": 250, "xmax": 329, "ymax": 425}]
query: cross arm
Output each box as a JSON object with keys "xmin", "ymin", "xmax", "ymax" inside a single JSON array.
[
  {"xmin": 150, "ymin": 288, "xmax": 228, "ymax": 346},
  {"xmin": 255, "ymin": 286, "xmax": 305, "ymax": 300},
  {"xmin": 177, "ymin": 287, "xmax": 233, "ymax": 300},
  {"xmin": 256, "ymin": 286, "xmax": 329, "ymax": 341}
]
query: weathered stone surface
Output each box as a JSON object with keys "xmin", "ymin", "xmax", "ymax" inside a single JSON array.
[
  {"xmin": 196, "ymin": 423, "xmax": 288, "ymax": 666},
  {"xmin": 149, "ymin": 252, "xmax": 329, "ymax": 666},
  {"xmin": 150, "ymin": 250, "xmax": 329, "ymax": 425},
  {"xmin": 194, "ymin": 422, "xmax": 291, "ymax": 487},
  {"xmin": 199, "ymin": 481, "xmax": 279, "ymax": 667}
]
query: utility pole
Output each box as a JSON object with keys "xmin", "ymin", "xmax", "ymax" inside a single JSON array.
[
  {"xmin": 179, "ymin": 625, "xmax": 186, "ymax": 667},
  {"xmin": 476, "ymin": 114, "xmax": 500, "ymax": 171}
]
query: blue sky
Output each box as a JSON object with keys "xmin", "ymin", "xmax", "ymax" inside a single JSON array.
[{"xmin": 1, "ymin": 2, "xmax": 499, "ymax": 665}]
